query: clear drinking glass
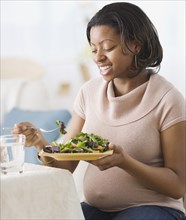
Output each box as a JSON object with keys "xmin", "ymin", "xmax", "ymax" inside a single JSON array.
[{"xmin": 0, "ymin": 134, "xmax": 25, "ymax": 174}]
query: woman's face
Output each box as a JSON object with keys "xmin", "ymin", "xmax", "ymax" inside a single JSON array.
[{"xmin": 90, "ymin": 25, "xmax": 137, "ymax": 81}]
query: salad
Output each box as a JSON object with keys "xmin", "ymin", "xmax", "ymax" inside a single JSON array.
[
  {"xmin": 43, "ymin": 132, "xmax": 110, "ymax": 154},
  {"xmin": 56, "ymin": 120, "xmax": 67, "ymax": 135}
]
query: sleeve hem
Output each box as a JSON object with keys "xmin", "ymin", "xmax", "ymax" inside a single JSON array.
[
  {"xmin": 160, "ymin": 117, "xmax": 186, "ymax": 131},
  {"xmin": 73, "ymin": 108, "xmax": 85, "ymax": 120}
]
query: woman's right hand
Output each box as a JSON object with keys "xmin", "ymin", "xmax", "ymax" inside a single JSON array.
[{"xmin": 12, "ymin": 122, "xmax": 49, "ymax": 151}]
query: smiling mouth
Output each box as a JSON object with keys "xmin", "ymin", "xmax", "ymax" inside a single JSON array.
[{"xmin": 99, "ymin": 65, "xmax": 112, "ymax": 75}]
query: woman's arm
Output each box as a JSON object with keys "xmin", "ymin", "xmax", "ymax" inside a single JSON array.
[
  {"xmin": 92, "ymin": 121, "xmax": 186, "ymax": 199},
  {"xmin": 13, "ymin": 111, "xmax": 85, "ymax": 173}
]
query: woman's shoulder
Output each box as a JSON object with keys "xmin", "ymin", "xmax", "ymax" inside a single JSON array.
[
  {"xmin": 163, "ymin": 86, "xmax": 185, "ymax": 110},
  {"xmin": 151, "ymin": 73, "xmax": 185, "ymax": 100},
  {"xmin": 151, "ymin": 74, "xmax": 185, "ymax": 123},
  {"xmin": 160, "ymin": 74, "xmax": 184, "ymax": 99}
]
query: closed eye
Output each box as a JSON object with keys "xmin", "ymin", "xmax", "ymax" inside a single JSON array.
[
  {"xmin": 91, "ymin": 45, "xmax": 116, "ymax": 54},
  {"xmin": 91, "ymin": 49, "xmax": 97, "ymax": 54},
  {"xmin": 103, "ymin": 46, "xmax": 116, "ymax": 52}
]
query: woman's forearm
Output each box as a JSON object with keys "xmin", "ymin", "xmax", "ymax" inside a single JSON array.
[{"xmin": 122, "ymin": 154, "xmax": 185, "ymax": 199}]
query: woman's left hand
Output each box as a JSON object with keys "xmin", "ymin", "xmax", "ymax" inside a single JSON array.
[{"xmin": 89, "ymin": 145, "xmax": 126, "ymax": 171}]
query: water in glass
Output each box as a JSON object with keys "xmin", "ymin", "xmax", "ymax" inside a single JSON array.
[{"xmin": 0, "ymin": 134, "xmax": 25, "ymax": 174}]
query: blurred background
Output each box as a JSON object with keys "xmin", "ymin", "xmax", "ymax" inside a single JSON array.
[{"xmin": 1, "ymin": 0, "xmax": 185, "ymax": 119}]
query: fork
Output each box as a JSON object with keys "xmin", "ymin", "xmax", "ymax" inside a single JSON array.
[
  {"xmin": 2, "ymin": 127, "xmax": 59, "ymax": 133},
  {"xmin": 39, "ymin": 127, "xmax": 59, "ymax": 133}
]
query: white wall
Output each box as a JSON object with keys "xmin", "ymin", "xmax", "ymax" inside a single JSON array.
[{"xmin": 1, "ymin": 1, "xmax": 185, "ymax": 110}]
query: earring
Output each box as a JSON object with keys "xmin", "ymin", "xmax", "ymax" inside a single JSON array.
[{"xmin": 134, "ymin": 55, "xmax": 138, "ymax": 69}]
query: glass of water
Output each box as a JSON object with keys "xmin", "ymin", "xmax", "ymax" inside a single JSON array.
[{"xmin": 0, "ymin": 134, "xmax": 26, "ymax": 174}]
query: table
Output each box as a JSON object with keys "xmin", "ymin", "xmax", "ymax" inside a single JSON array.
[{"xmin": 0, "ymin": 163, "xmax": 85, "ymax": 220}]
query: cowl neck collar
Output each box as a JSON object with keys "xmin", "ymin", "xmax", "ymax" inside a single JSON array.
[{"xmin": 94, "ymin": 73, "xmax": 173, "ymax": 126}]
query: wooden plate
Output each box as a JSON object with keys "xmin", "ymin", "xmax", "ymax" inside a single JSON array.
[{"xmin": 39, "ymin": 149, "xmax": 113, "ymax": 161}]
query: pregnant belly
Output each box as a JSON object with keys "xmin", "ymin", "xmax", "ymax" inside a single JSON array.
[{"xmin": 83, "ymin": 165, "xmax": 165, "ymax": 211}]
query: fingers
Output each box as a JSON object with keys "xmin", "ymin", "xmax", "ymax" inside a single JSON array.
[
  {"xmin": 26, "ymin": 132, "xmax": 40, "ymax": 147},
  {"xmin": 13, "ymin": 122, "xmax": 36, "ymax": 133},
  {"xmin": 89, "ymin": 145, "xmax": 125, "ymax": 171},
  {"xmin": 90, "ymin": 155, "xmax": 114, "ymax": 171},
  {"xmin": 12, "ymin": 122, "xmax": 41, "ymax": 147},
  {"xmin": 108, "ymin": 142, "xmax": 114, "ymax": 150}
]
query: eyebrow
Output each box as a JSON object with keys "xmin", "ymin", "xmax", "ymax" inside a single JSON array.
[{"xmin": 90, "ymin": 39, "xmax": 115, "ymax": 46}]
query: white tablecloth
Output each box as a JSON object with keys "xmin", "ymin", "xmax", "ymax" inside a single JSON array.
[{"xmin": 0, "ymin": 163, "xmax": 85, "ymax": 220}]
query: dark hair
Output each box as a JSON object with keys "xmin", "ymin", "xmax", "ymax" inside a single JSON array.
[{"xmin": 86, "ymin": 2, "xmax": 163, "ymax": 74}]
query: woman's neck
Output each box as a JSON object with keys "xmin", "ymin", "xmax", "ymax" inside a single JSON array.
[{"xmin": 113, "ymin": 69, "xmax": 150, "ymax": 97}]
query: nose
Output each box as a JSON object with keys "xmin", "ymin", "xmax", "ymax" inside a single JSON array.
[{"xmin": 94, "ymin": 50, "xmax": 106, "ymax": 63}]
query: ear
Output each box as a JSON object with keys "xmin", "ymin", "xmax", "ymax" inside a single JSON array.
[
  {"xmin": 133, "ymin": 41, "xmax": 141, "ymax": 54},
  {"xmin": 132, "ymin": 40, "xmax": 141, "ymax": 54}
]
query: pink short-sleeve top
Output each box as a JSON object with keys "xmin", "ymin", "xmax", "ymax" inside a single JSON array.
[{"xmin": 73, "ymin": 73, "xmax": 186, "ymax": 213}]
